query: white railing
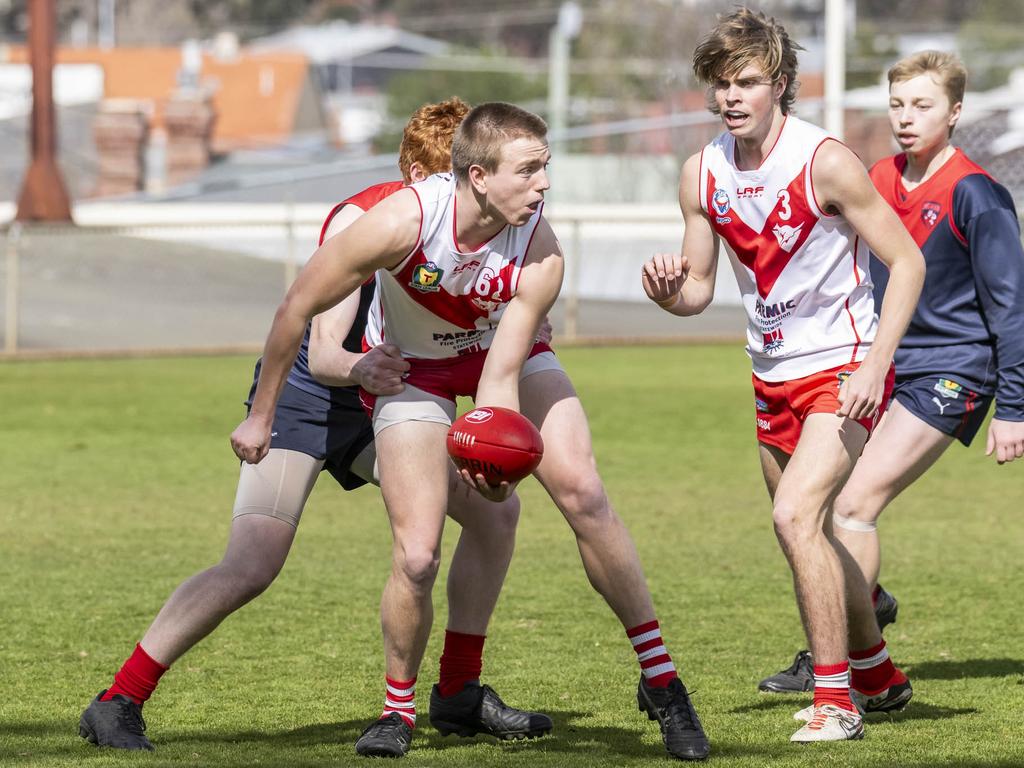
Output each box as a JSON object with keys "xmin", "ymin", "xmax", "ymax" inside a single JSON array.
[{"xmin": 0, "ymin": 202, "xmax": 744, "ymax": 356}]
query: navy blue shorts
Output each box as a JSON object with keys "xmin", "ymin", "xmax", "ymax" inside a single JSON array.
[
  {"xmin": 891, "ymin": 374, "xmax": 993, "ymax": 447},
  {"xmin": 246, "ymin": 371, "xmax": 374, "ymax": 491}
]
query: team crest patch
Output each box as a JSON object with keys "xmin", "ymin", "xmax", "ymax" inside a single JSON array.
[
  {"xmin": 934, "ymin": 378, "xmax": 962, "ymax": 399},
  {"xmin": 836, "ymin": 370, "xmax": 854, "ymax": 388},
  {"xmin": 755, "ymin": 397, "xmax": 770, "ymax": 413},
  {"xmin": 921, "ymin": 201, "xmax": 942, "ymax": 227},
  {"xmin": 712, "ymin": 188, "xmax": 731, "ymax": 216},
  {"xmin": 410, "ymin": 261, "xmax": 444, "ymax": 292}
]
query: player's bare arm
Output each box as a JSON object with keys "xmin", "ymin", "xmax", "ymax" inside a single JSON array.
[
  {"xmin": 231, "ymin": 188, "xmax": 422, "ymax": 464},
  {"xmin": 812, "ymin": 140, "xmax": 926, "ymax": 421},
  {"xmin": 457, "ymin": 219, "xmax": 562, "ymax": 502},
  {"xmin": 307, "ymin": 204, "xmax": 411, "ymax": 395},
  {"xmin": 642, "ymin": 152, "xmax": 719, "ymax": 316},
  {"xmin": 476, "ymin": 218, "xmax": 563, "ymax": 413}
]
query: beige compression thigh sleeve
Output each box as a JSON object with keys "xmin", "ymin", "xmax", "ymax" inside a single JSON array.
[{"xmin": 232, "ymin": 448, "xmax": 325, "ymax": 528}]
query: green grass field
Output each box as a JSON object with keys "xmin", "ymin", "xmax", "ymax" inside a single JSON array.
[{"xmin": 2, "ymin": 346, "xmax": 1022, "ymax": 767}]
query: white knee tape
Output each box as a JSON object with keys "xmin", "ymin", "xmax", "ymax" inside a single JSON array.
[{"xmin": 834, "ymin": 512, "xmax": 878, "ymax": 532}]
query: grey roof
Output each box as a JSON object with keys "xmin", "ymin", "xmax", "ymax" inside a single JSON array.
[{"xmin": 248, "ymin": 21, "xmax": 448, "ymax": 65}]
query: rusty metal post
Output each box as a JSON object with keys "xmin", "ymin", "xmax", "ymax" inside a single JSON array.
[{"xmin": 16, "ymin": 0, "xmax": 73, "ymax": 223}]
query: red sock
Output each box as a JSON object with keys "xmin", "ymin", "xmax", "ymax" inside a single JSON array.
[
  {"xmin": 100, "ymin": 643, "xmax": 169, "ymax": 706},
  {"xmin": 871, "ymin": 585, "xmax": 881, "ymax": 605},
  {"xmin": 813, "ymin": 661, "xmax": 855, "ymax": 712},
  {"xmin": 438, "ymin": 630, "xmax": 486, "ymax": 698},
  {"xmin": 382, "ymin": 676, "xmax": 416, "ymax": 728},
  {"xmin": 850, "ymin": 639, "xmax": 905, "ymax": 695},
  {"xmin": 627, "ymin": 620, "xmax": 678, "ymax": 688}
]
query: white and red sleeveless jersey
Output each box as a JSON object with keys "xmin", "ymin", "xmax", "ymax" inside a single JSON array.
[
  {"xmin": 699, "ymin": 116, "xmax": 877, "ymax": 381},
  {"xmin": 364, "ymin": 173, "xmax": 545, "ymax": 359}
]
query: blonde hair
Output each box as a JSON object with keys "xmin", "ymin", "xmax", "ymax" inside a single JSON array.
[
  {"xmin": 692, "ymin": 8, "xmax": 802, "ymax": 115},
  {"xmin": 398, "ymin": 97, "xmax": 471, "ymax": 183},
  {"xmin": 888, "ymin": 51, "xmax": 966, "ymax": 136},
  {"xmin": 451, "ymin": 102, "xmax": 548, "ymax": 182}
]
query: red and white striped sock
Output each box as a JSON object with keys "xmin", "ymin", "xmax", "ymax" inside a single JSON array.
[
  {"xmin": 850, "ymin": 639, "xmax": 905, "ymax": 695},
  {"xmin": 813, "ymin": 661, "xmax": 856, "ymax": 712},
  {"xmin": 627, "ymin": 620, "xmax": 678, "ymax": 688},
  {"xmin": 381, "ymin": 676, "xmax": 416, "ymax": 727}
]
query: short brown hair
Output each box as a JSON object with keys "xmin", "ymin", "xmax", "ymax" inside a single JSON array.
[
  {"xmin": 888, "ymin": 50, "xmax": 967, "ymax": 117},
  {"xmin": 451, "ymin": 102, "xmax": 548, "ymax": 182},
  {"xmin": 398, "ymin": 97, "xmax": 471, "ymax": 183},
  {"xmin": 692, "ymin": 8, "xmax": 803, "ymax": 116}
]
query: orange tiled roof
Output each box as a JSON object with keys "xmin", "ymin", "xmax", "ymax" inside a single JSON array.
[{"xmin": 6, "ymin": 46, "xmax": 312, "ymax": 148}]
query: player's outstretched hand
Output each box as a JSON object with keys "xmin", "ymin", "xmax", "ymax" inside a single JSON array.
[
  {"xmin": 641, "ymin": 253, "xmax": 690, "ymax": 309},
  {"xmin": 836, "ymin": 364, "xmax": 885, "ymax": 422},
  {"xmin": 231, "ymin": 415, "xmax": 272, "ymax": 464},
  {"xmin": 353, "ymin": 344, "xmax": 410, "ymax": 395},
  {"xmin": 456, "ymin": 467, "xmax": 517, "ymax": 503},
  {"xmin": 986, "ymin": 418, "xmax": 1024, "ymax": 464}
]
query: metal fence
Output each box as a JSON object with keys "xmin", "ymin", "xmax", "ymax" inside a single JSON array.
[{"xmin": 0, "ymin": 204, "xmax": 748, "ymax": 358}]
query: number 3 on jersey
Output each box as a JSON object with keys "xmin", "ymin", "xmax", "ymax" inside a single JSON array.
[{"xmin": 777, "ymin": 190, "xmax": 792, "ymax": 221}]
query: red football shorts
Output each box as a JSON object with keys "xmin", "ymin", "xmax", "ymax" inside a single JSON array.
[
  {"xmin": 359, "ymin": 342, "xmax": 553, "ymax": 419},
  {"xmin": 752, "ymin": 361, "xmax": 896, "ymax": 455}
]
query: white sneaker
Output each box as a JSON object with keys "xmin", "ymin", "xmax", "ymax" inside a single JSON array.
[
  {"xmin": 790, "ymin": 704, "xmax": 864, "ymax": 742},
  {"xmin": 794, "ymin": 698, "xmax": 865, "ymax": 722},
  {"xmin": 850, "ymin": 678, "xmax": 913, "ymax": 714}
]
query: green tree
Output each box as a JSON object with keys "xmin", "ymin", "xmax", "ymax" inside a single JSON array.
[
  {"xmin": 957, "ymin": 0, "xmax": 1024, "ymax": 90},
  {"xmin": 377, "ymin": 55, "xmax": 545, "ymax": 151}
]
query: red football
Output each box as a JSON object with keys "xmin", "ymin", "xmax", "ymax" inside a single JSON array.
[{"xmin": 446, "ymin": 406, "xmax": 544, "ymax": 485}]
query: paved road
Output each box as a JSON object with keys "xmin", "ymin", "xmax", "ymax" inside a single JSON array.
[{"xmin": 1, "ymin": 229, "xmax": 746, "ymax": 356}]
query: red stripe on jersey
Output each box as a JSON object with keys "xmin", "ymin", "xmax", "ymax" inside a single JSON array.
[
  {"xmin": 344, "ymin": 180, "xmax": 406, "ymax": 213},
  {"xmin": 843, "ymin": 235, "xmax": 864, "ymax": 361},
  {"xmin": 319, "ymin": 180, "xmax": 405, "ymax": 246},
  {"xmin": 698, "ymin": 148, "xmax": 706, "ymax": 210},
  {"xmin": 393, "ymin": 253, "xmax": 519, "ymax": 330},
  {"xmin": 318, "ymin": 201, "xmax": 348, "ymax": 246},
  {"xmin": 707, "ymin": 168, "xmax": 819, "ymax": 297},
  {"xmin": 808, "ymin": 138, "xmax": 840, "ymax": 218}
]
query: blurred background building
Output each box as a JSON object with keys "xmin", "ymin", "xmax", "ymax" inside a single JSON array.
[
  {"xmin": 2, "ymin": 0, "xmax": 1023, "ymax": 204},
  {"xmin": 1, "ymin": 0, "xmax": 1022, "ymax": 353}
]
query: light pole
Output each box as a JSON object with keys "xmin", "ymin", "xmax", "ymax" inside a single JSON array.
[
  {"xmin": 823, "ymin": 0, "xmax": 848, "ymax": 139},
  {"xmin": 547, "ymin": 1, "xmax": 582, "ymax": 157}
]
